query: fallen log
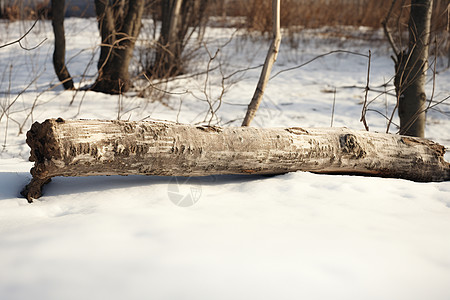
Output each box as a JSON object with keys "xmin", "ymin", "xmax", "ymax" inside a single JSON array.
[{"xmin": 21, "ymin": 118, "xmax": 450, "ymax": 202}]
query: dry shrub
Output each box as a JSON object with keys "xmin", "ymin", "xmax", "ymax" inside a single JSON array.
[
  {"xmin": 1, "ymin": 5, "xmax": 22, "ymax": 21},
  {"xmin": 0, "ymin": 0, "xmax": 50, "ymax": 20},
  {"xmin": 221, "ymin": 0, "xmax": 448, "ymax": 34}
]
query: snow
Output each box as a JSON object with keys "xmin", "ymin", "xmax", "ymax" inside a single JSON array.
[{"xmin": 1, "ymin": 18, "xmax": 450, "ymax": 300}]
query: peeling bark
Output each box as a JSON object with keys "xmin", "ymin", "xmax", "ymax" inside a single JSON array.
[{"xmin": 21, "ymin": 118, "xmax": 450, "ymax": 202}]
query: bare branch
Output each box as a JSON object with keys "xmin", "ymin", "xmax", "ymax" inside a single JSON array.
[
  {"xmin": 360, "ymin": 50, "xmax": 372, "ymax": 131},
  {"xmin": 0, "ymin": 19, "xmax": 47, "ymax": 50},
  {"xmin": 382, "ymin": 0, "xmax": 401, "ymax": 58},
  {"xmin": 269, "ymin": 50, "xmax": 369, "ymax": 80}
]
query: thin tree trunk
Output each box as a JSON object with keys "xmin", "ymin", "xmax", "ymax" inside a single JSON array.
[
  {"xmin": 397, "ymin": 0, "xmax": 433, "ymax": 137},
  {"xmin": 147, "ymin": 0, "xmax": 209, "ymax": 78},
  {"xmin": 93, "ymin": 0, "xmax": 144, "ymax": 94},
  {"xmin": 51, "ymin": 0, "xmax": 74, "ymax": 90},
  {"xmin": 148, "ymin": 0, "xmax": 184, "ymax": 77},
  {"xmin": 21, "ymin": 118, "xmax": 450, "ymax": 202},
  {"xmin": 152, "ymin": 0, "xmax": 182, "ymax": 77},
  {"xmin": 242, "ymin": 0, "xmax": 281, "ymax": 126}
]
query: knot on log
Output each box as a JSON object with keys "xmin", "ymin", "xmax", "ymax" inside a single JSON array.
[
  {"xmin": 285, "ymin": 127, "xmax": 309, "ymax": 135},
  {"xmin": 196, "ymin": 125, "xmax": 223, "ymax": 133},
  {"xmin": 339, "ymin": 134, "xmax": 366, "ymax": 159}
]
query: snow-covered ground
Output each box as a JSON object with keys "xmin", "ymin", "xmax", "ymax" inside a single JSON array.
[{"xmin": 1, "ymin": 18, "xmax": 449, "ymax": 300}]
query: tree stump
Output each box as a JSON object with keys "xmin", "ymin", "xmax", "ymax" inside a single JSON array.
[{"xmin": 21, "ymin": 118, "xmax": 450, "ymax": 202}]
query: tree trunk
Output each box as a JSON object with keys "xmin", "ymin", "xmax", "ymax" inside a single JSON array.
[
  {"xmin": 92, "ymin": 0, "xmax": 144, "ymax": 94},
  {"xmin": 397, "ymin": 0, "xmax": 433, "ymax": 137},
  {"xmin": 147, "ymin": 0, "xmax": 209, "ymax": 78},
  {"xmin": 21, "ymin": 118, "xmax": 450, "ymax": 202},
  {"xmin": 51, "ymin": 0, "xmax": 74, "ymax": 90},
  {"xmin": 242, "ymin": 0, "xmax": 281, "ymax": 126},
  {"xmin": 151, "ymin": 0, "xmax": 182, "ymax": 77}
]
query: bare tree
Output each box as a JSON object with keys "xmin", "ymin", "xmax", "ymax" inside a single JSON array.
[
  {"xmin": 146, "ymin": 0, "xmax": 209, "ymax": 78},
  {"xmin": 385, "ymin": 0, "xmax": 433, "ymax": 137},
  {"xmin": 92, "ymin": 0, "xmax": 145, "ymax": 94},
  {"xmin": 399, "ymin": 0, "xmax": 433, "ymax": 137},
  {"xmin": 242, "ymin": 0, "xmax": 281, "ymax": 126},
  {"xmin": 51, "ymin": 0, "xmax": 74, "ymax": 90}
]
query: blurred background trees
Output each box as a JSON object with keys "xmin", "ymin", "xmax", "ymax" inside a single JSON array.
[{"xmin": 1, "ymin": 0, "xmax": 448, "ymax": 137}]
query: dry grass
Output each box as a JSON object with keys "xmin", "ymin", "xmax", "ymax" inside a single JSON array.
[
  {"xmin": 0, "ymin": 0, "xmax": 50, "ymax": 20},
  {"xmin": 213, "ymin": 0, "xmax": 449, "ymax": 59},
  {"xmin": 219, "ymin": 0, "xmax": 448, "ymax": 34}
]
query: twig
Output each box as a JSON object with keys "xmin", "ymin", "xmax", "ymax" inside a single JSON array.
[
  {"xmin": 202, "ymin": 44, "xmax": 220, "ymax": 124},
  {"xmin": 366, "ymin": 109, "xmax": 399, "ymax": 128},
  {"xmin": 382, "ymin": 0, "xmax": 400, "ymax": 58},
  {"xmin": 360, "ymin": 50, "xmax": 371, "ymax": 131},
  {"xmin": 176, "ymin": 98, "xmax": 183, "ymax": 123},
  {"xmin": 330, "ymin": 87, "xmax": 336, "ymax": 127},
  {"xmin": 223, "ymin": 64, "xmax": 264, "ymax": 81},
  {"xmin": 209, "ymin": 57, "xmax": 227, "ymax": 125},
  {"xmin": 269, "ymin": 50, "xmax": 369, "ymax": 80},
  {"xmin": 0, "ymin": 19, "xmax": 47, "ymax": 50},
  {"xmin": 384, "ymin": 77, "xmax": 389, "ymax": 127}
]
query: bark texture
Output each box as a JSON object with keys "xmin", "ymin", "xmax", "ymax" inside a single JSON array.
[
  {"xmin": 396, "ymin": 0, "xmax": 433, "ymax": 137},
  {"xmin": 21, "ymin": 118, "xmax": 450, "ymax": 202},
  {"xmin": 93, "ymin": 0, "xmax": 144, "ymax": 94},
  {"xmin": 51, "ymin": 0, "xmax": 74, "ymax": 90}
]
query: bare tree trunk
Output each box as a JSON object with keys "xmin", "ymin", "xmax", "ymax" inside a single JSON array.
[
  {"xmin": 397, "ymin": 0, "xmax": 433, "ymax": 137},
  {"xmin": 242, "ymin": 0, "xmax": 281, "ymax": 126},
  {"xmin": 21, "ymin": 118, "xmax": 450, "ymax": 202},
  {"xmin": 51, "ymin": 0, "xmax": 74, "ymax": 90},
  {"xmin": 147, "ymin": 0, "xmax": 209, "ymax": 78},
  {"xmin": 152, "ymin": 0, "xmax": 182, "ymax": 77},
  {"xmin": 92, "ymin": 0, "xmax": 144, "ymax": 94}
]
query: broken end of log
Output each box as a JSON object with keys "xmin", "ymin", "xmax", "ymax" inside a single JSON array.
[
  {"xmin": 22, "ymin": 118, "xmax": 63, "ymax": 202},
  {"xmin": 26, "ymin": 118, "xmax": 62, "ymax": 166}
]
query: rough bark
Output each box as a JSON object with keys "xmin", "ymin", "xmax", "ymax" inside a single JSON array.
[
  {"xmin": 396, "ymin": 0, "xmax": 433, "ymax": 137},
  {"xmin": 92, "ymin": 0, "xmax": 144, "ymax": 94},
  {"xmin": 242, "ymin": 0, "xmax": 281, "ymax": 126},
  {"xmin": 21, "ymin": 118, "xmax": 450, "ymax": 202},
  {"xmin": 51, "ymin": 0, "xmax": 74, "ymax": 90}
]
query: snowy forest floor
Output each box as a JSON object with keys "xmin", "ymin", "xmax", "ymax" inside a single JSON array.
[{"xmin": 0, "ymin": 18, "xmax": 450, "ymax": 300}]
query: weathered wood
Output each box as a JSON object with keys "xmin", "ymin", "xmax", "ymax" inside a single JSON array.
[{"xmin": 21, "ymin": 118, "xmax": 450, "ymax": 202}]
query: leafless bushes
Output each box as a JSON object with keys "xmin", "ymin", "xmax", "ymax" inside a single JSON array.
[
  {"xmin": 220, "ymin": 0, "xmax": 447, "ymax": 32},
  {"xmin": 0, "ymin": 0, "xmax": 50, "ymax": 20}
]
